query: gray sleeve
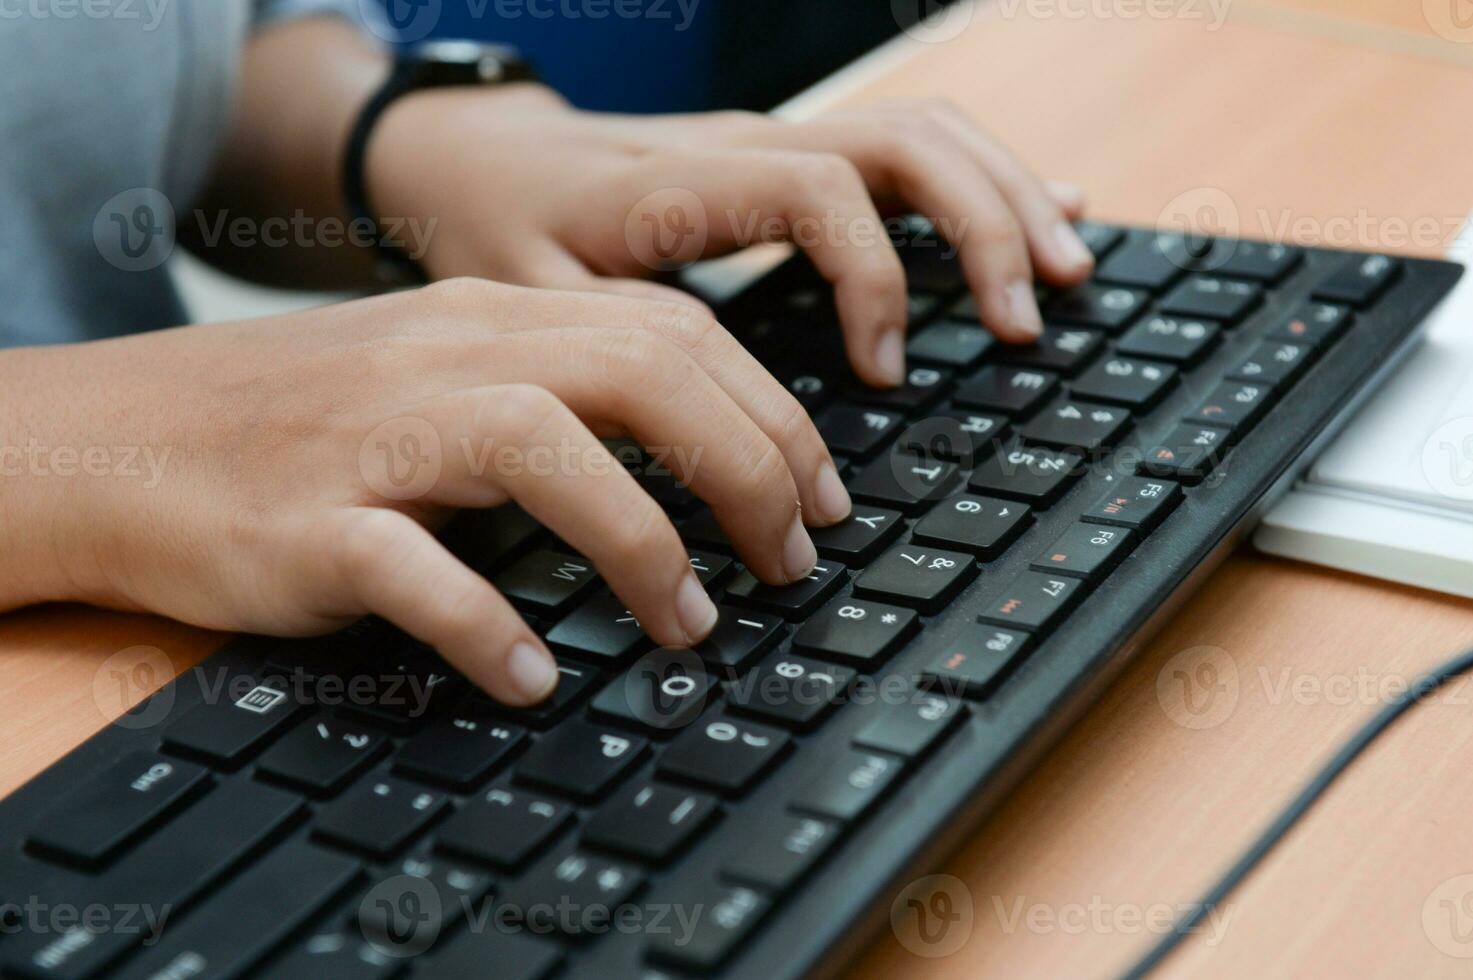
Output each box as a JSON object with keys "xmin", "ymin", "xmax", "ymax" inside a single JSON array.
[{"xmin": 252, "ymin": 0, "xmax": 370, "ymax": 31}]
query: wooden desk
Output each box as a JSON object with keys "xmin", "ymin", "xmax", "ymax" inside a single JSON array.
[{"xmin": 4, "ymin": 1, "xmax": 1473, "ymax": 977}]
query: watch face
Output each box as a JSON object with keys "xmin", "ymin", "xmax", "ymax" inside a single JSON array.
[{"xmin": 407, "ymin": 40, "xmax": 530, "ymax": 86}]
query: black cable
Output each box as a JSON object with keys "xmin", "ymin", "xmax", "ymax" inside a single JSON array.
[{"xmin": 1120, "ymin": 646, "xmax": 1473, "ymax": 980}]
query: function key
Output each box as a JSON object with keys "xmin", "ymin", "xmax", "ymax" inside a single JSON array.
[
  {"xmin": 494, "ymin": 549, "xmax": 600, "ymax": 617},
  {"xmin": 1139, "ymin": 424, "xmax": 1233, "ymax": 483},
  {"xmin": 789, "ymin": 749, "xmax": 902, "ymax": 823},
  {"xmin": 792, "ymin": 596, "xmax": 918, "ymax": 666},
  {"xmin": 1018, "ymin": 399, "xmax": 1132, "ymax": 452},
  {"xmin": 1070, "ymin": 356, "xmax": 1178, "ymax": 409},
  {"xmin": 726, "ymin": 652, "xmax": 857, "ymax": 730},
  {"xmin": 954, "ymin": 365, "xmax": 1059, "ymax": 415},
  {"xmin": 1228, "ymin": 340, "xmax": 1311, "ymax": 386},
  {"xmin": 515, "ymin": 719, "xmax": 649, "ymax": 801},
  {"xmin": 1159, "ymin": 275, "xmax": 1262, "ymax": 325},
  {"xmin": 912, "ymin": 493, "xmax": 1032, "ymax": 559},
  {"xmin": 906, "ymin": 319, "xmax": 994, "ymax": 369},
  {"xmin": 1116, "ymin": 315, "xmax": 1221, "ymax": 365},
  {"xmin": 1206, "ymin": 240, "xmax": 1303, "ymax": 283},
  {"xmin": 967, "ymin": 444, "xmax": 1083, "ymax": 507},
  {"xmin": 846, "ymin": 366, "xmax": 954, "ymax": 415},
  {"xmin": 583, "ymin": 781, "xmax": 720, "ymax": 861},
  {"xmin": 590, "ymin": 652, "xmax": 718, "ymax": 733},
  {"xmin": 1045, "ymin": 283, "xmax": 1149, "ymax": 332},
  {"xmin": 917, "ymin": 625, "xmax": 1032, "ymax": 699},
  {"xmin": 978, "ymin": 572, "xmax": 1084, "ymax": 633},
  {"xmin": 657, "ymin": 714, "xmax": 792, "ymax": 795},
  {"xmin": 852, "ymin": 694, "xmax": 965, "ymax": 758},
  {"xmin": 1185, "ymin": 381, "xmax": 1272, "ymax": 431},
  {"xmin": 853, "ymin": 544, "xmax": 977, "ymax": 613},
  {"xmin": 1312, "ymin": 254, "xmax": 1402, "ymax": 307},
  {"xmin": 1031, "ymin": 523, "xmax": 1135, "ymax": 581},
  {"xmin": 436, "ymin": 785, "xmax": 574, "ymax": 870},
  {"xmin": 817, "ymin": 403, "xmax": 904, "ymax": 458},
  {"xmin": 1074, "ymin": 221, "xmax": 1125, "ymax": 259},
  {"xmin": 1081, "ymin": 476, "xmax": 1184, "ymax": 531},
  {"xmin": 1094, "ymin": 232, "xmax": 1199, "ymax": 291},
  {"xmin": 808, "ymin": 506, "xmax": 904, "ymax": 565},
  {"xmin": 995, "ymin": 326, "xmax": 1105, "ymax": 375},
  {"xmin": 847, "ymin": 452, "xmax": 963, "ymax": 513},
  {"xmin": 897, "ymin": 411, "xmax": 1008, "ymax": 467},
  {"xmin": 546, "ymin": 594, "xmax": 649, "ymax": 664},
  {"xmin": 1268, "ymin": 302, "xmax": 1353, "ymax": 349},
  {"xmin": 313, "ymin": 776, "xmax": 448, "ymax": 858},
  {"xmin": 727, "ymin": 561, "xmax": 847, "ymax": 619}
]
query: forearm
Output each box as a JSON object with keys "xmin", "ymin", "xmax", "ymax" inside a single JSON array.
[{"xmin": 183, "ymin": 16, "xmax": 390, "ymax": 289}]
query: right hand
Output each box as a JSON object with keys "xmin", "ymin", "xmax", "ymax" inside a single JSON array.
[{"xmin": 4, "ymin": 278, "xmax": 851, "ymax": 706}]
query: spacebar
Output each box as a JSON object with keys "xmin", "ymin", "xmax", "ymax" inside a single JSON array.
[{"xmin": 2, "ymin": 780, "xmax": 304, "ymax": 980}]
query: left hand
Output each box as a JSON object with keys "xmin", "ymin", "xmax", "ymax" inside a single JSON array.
[{"xmin": 364, "ymin": 85, "xmax": 1094, "ymax": 387}]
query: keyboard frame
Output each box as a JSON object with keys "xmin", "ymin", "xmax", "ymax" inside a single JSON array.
[{"xmin": 0, "ymin": 234, "xmax": 1460, "ymax": 980}]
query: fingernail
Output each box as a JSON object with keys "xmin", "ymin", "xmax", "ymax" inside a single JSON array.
[
  {"xmin": 1006, "ymin": 281, "xmax": 1044, "ymax": 338},
  {"xmin": 1054, "ymin": 220, "xmax": 1094, "ymax": 271},
  {"xmin": 507, "ymin": 641, "xmax": 558, "ymax": 704},
  {"xmin": 676, "ymin": 572, "xmax": 719, "ymax": 644},
  {"xmin": 813, "ymin": 461, "xmax": 852, "ymax": 524},
  {"xmin": 782, "ymin": 513, "xmax": 818, "ymax": 583},
  {"xmin": 874, "ymin": 329, "xmax": 907, "ymax": 387}
]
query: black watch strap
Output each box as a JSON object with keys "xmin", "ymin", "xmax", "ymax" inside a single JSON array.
[{"xmin": 342, "ymin": 42, "xmax": 537, "ymax": 283}]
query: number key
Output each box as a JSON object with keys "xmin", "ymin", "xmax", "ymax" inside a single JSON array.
[
  {"xmin": 793, "ymin": 597, "xmax": 918, "ymax": 665},
  {"xmin": 853, "ymin": 544, "xmax": 976, "ymax": 613},
  {"xmin": 912, "ymin": 494, "xmax": 1031, "ymax": 559}
]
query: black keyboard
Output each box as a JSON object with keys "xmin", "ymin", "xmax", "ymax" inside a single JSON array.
[{"xmin": 0, "ymin": 224, "xmax": 1459, "ymax": 980}]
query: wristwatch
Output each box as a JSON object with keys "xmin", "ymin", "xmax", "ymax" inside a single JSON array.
[{"xmin": 342, "ymin": 40, "xmax": 539, "ymax": 283}]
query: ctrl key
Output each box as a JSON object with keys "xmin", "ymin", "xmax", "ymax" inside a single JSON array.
[{"xmin": 789, "ymin": 749, "xmax": 902, "ymax": 823}]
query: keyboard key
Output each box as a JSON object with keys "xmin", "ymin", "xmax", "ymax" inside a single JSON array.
[
  {"xmin": 906, "ymin": 319, "xmax": 994, "ymax": 369},
  {"xmin": 355, "ymin": 856, "xmax": 492, "ymax": 955},
  {"xmin": 1070, "ymin": 356, "xmax": 1178, "ymax": 409},
  {"xmin": 113, "ymin": 839, "xmax": 358, "ymax": 980},
  {"xmin": 846, "ymin": 366, "xmax": 954, "ymax": 414},
  {"xmin": 427, "ymin": 929, "xmax": 563, "ymax": 980},
  {"xmin": 1031, "ymin": 523, "xmax": 1136, "ymax": 580},
  {"xmin": 720, "ymin": 814, "xmax": 839, "ymax": 892},
  {"xmin": 435, "ymin": 785, "xmax": 573, "ymax": 869},
  {"xmin": 1074, "ymin": 221, "xmax": 1124, "ymax": 259},
  {"xmin": 1185, "ymin": 381, "xmax": 1271, "ymax": 430},
  {"xmin": 499, "ymin": 850, "xmax": 645, "ymax": 937},
  {"xmin": 1095, "ymin": 232, "xmax": 1197, "ymax": 290},
  {"xmin": 342, "ymin": 655, "xmax": 465, "ymax": 735},
  {"xmin": 546, "ymin": 594, "xmax": 650, "ymax": 664},
  {"xmin": 687, "ymin": 548, "xmax": 734, "ymax": 588},
  {"xmin": 817, "ymin": 402, "xmax": 904, "ymax": 458},
  {"xmin": 726, "ymin": 653, "xmax": 856, "ymax": 729},
  {"xmin": 727, "ymin": 561, "xmax": 847, "ymax": 619},
  {"xmin": 1140, "ymin": 423, "xmax": 1232, "ymax": 482},
  {"xmin": 793, "ymin": 596, "xmax": 918, "ymax": 665},
  {"xmin": 995, "ymin": 326, "xmax": 1105, "ymax": 375},
  {"xmin": 1045, "ymin": 283, "xmax": 1149, "ymax": 331},
  {"xmin": 646, "ymin": 882, "xmax": 770, "ymax": 972},
  {"xmin": 917, "ymin": 624, "xmax": 1032, "ymax": 699},
  {"xmin": 776, "ymin": 367, "xmax": 836, "ymax": 414},
  {"xmin": 1018, "ymin": 399, "xmax": 1132, "ymax": 452},
  {"xmin": 583, "ymin": 781, "xmax": 720, "ymax": 860},
  {"xmin": 161, "ymin": 677, "xmax": 304, "ymax": 767},
  {"xmin": 978, "ymin": 572, "xmax": 1084, "ymax": 633},
  {"xmin": 694, "ymin": 606, "xmax": 784, "ymax": 671},
  {"xmin": 847, "ymin": 452, "xmax": 963, "ymax": 513},
  {"xmin": 445, "ymin": 504, "xmax": 545, "ymax": 575},
  {"xmin": 659, "ymin": 715, "xmax": 791, "ymax": 795},
  {"xmin": 493, "ymin": 549, "xmax": 600, "ymax": 616},
  {"xmin": 256, "ymin": 715, "xmax": 389, "ymax": 796},
  {"xmin": 853, "ymin": 544, "xmax": 977, "ymax": 613},
  {"xmin": 265, "ymin": 932, "xmax": 403, "ymax": 980},
  {"xmin": 314, "ymin": 777, "xmax": 448, "ymax": 858},
  {"xmin": 591, "ymin": 651, "xmax": 719, "ymax": 732},
  {"xmin": 897, "ymin": 411, "xmax": 1008, "ymax": 466},
  {"xmin": 912, "ymin": 494, "xmax": 1032, "ymax": 559},
  {"xmin": 1313, "ymin": 253, "xmax": 1401, "ymax": 306},
  {"xmin": 477, "ymin": 660, "xmax": 598, "ymax": 729},
  {"xmin": 1207, "ymin": 240, "xmax": 1303, "ymax": 283},
  {"xmin": 809, "ymin": 506, "xmax": 904, "ymax": 565},
  {"xmin": 1228, "ymin": 340, "xmax": 1310, "ymax": 386},
  {"xmin": 908, "ymin": 289, "xmax": 944, "ymax": 327},
  {"xmin": 24, "ymin": 751, "xmax": 208, "ymax": 867},
  {"xmin": 516, "ymin": 719, "xmax": 648, "ymax": 801},
  {"xmin": 899, "ymin": 236, "xmax": 965, "ymax": 292},
  {"xmin": 852, "ymin": 694, "xmax": 964, "ymax": 757},
  {"xmin": 393, "ymin": 715, "xmax": 527, "ymax": 790},
  {"xmin": 954, "ymin": 365, "xmax": 1058, "ymax": 415},
  {"xmin": 1081, "ymin": 476, "xmax": 1184, "ymax": 531},
  {"xmin": 1116, "ymin": 315, "xmax": 1221, "ymax": 365},
  {"xmin": 1159, "ymin": 275, "xmax": 1262, "ymax": 324},
  {"xmin": 1268, "ymin": 301, "xmax": 1353, "ymax": 348},
  {"xmin": 968, "ymin": 445, "xmax": 1083, "ymax": 506},
  {"xmin": 789, "ymin": 749, "xmax": 902, "ymax": 822}
]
